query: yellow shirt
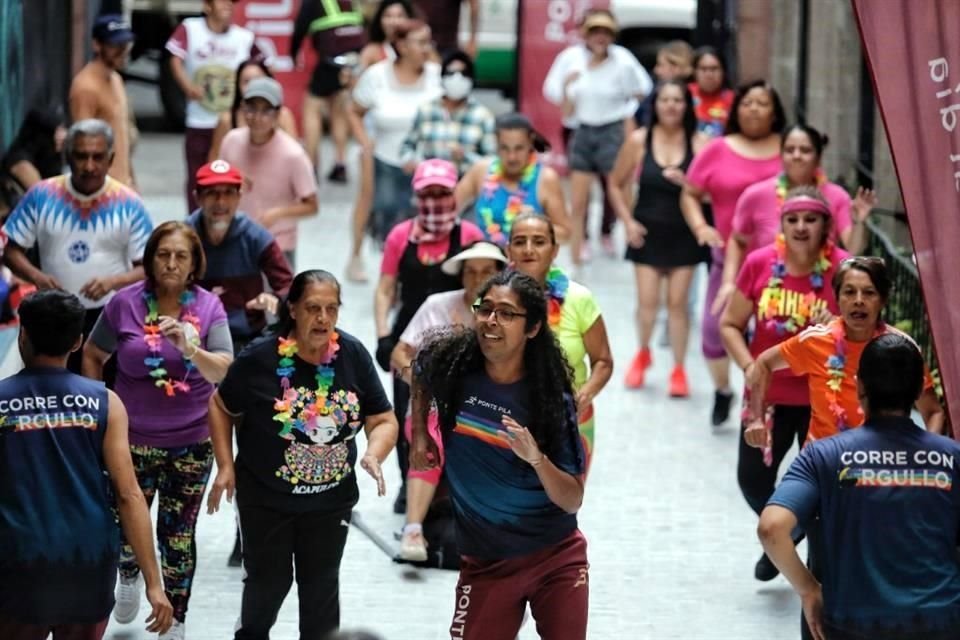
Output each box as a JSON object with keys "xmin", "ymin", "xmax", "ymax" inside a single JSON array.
[{"xmin": 551, "ymin": 281, "xmax": 601, "ymax": 389}]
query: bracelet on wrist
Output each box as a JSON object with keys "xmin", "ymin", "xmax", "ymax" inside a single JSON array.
[
  {"xmin": 529, "ymin": 454, "xmax": 545, "ymax": 468},
  {"xmin": 184, "ymin": 343, "xmax": 199, "ymax": 360}
]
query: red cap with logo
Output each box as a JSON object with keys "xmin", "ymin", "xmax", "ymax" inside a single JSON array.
[{"xmin": 196, "ymin": 160, "xmax": 243, "ymax": 187}]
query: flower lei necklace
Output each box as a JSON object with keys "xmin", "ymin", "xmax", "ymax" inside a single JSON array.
[
  {"xmin": 825, "ymin": 320, "xmax": 884, "ymax": 433},
  {"xmin": 774, "ymin": 169, "xmax": 827, "ymax": 208},
  {"xmin": 273, "ymin": 333, "xmax": 341, "ymax": 439},
  {"xmin": 480, "ymin": 153, "xmax": 539, "ymax": 244},
  {"xmin": 764, "ymin": 234, "xmax": 833, "ymax": 336},
  {"xmin": 143, "ymin": 289, "xmax": 201, "ymax": 397},
  {"xmin": 544, "ymin": 265, "xmax": 569, "ymax": 327}
]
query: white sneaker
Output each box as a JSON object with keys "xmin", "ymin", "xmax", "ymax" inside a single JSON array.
[
  {"xmin": 113, "ymin": 574, "xmax": 141, "ymax": 624},
  {"xmin": 399, "ymin": 529, "xmax": 428, "ymax": 562},
  {"xmin": 160, "ymin": 620, "xmax": 186, "ymax": 640}
]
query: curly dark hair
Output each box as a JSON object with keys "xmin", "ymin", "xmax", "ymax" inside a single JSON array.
[{"xmin": 414, "ymin": 271, "xmax": 575, "ymax": 458}]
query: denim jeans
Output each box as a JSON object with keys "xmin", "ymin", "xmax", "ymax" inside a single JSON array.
[{"xmin": 372, "ymin": 158, "xmax": 415, "ymax": 243}]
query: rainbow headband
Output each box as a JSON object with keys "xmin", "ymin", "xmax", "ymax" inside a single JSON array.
[{"xmin": 781, "ymin": 195, "xmax": 831, "ymax": 217}]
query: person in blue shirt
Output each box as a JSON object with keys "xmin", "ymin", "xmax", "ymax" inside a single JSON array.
[
  {"xmin": 759, "ymin": 333, "xmax": 960, "ymax": 640},
  {"xmin": 0, "ymin": 290, "xmax": 172, "ymax": 638},
  {"xmin": 411, "ymin": 269, "xmax": 588, "ymax": 640}
]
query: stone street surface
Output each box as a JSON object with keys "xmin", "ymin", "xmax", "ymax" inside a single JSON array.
[{"xmin": 104, "ymin": 91, "xmax": 803, "ymax": 639}]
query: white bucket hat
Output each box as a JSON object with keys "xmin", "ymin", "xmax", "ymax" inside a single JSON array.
[{"xmin": 441, "ymin": 242, "xmax": 508, "ymax": 276}]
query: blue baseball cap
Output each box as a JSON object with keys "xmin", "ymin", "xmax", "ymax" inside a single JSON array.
[{"xmin": 93, "ymin": 14, "xmax": 135, "ymax": 45}]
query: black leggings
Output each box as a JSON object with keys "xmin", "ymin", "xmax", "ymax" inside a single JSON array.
[
  {"xmin": 235, "ymin": 504, "xmax": 351, "ymax": 640},
  {"xmin": 737, "ymin": 404, "xmax": 811, "ymax": 516}
]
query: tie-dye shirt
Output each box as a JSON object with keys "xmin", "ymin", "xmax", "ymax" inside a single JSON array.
[
  {"xmin": 444, "ymin": 371, "xmax": 585, "ymax": 559},
  {"xmin": 3, "ymin": 175, "xmax": 153, "ymax": 309}
]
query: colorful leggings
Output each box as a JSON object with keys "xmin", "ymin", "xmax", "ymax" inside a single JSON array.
[{"xmin": 119, "ymin": 440, "xmax": 213, "ymax": 623}]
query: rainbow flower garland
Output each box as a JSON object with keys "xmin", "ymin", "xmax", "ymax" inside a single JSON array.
[
  {"xmin": 824, "ymin": 320, "xmax": 884, "ymax": 433},
  {"xmin": 478, "ymin": 153, "xmax": 538, "ymax": 245},
  {"xmin": 143, "ymin": 289, "xmax": 201, "ymax": 397},
  {"xmin": 273, "ymin": 333, "xmax": 342, "ymax": 439},
  {"xmin": 544, "ymin": 265, "xmax": 569, "ymax": 327},
  {"xmin": 774, "ymin": 169, "xmax": 827, "ymax": 208},
  {"xmin": 763, "ymin": 234, "xmax": 833, "ymax": 336}
]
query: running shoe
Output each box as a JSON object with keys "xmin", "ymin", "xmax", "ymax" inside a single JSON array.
[
  {"xmin": 345, "ymin": 255, "xmax": 368, "ymax": 283},
  {"xmin": 327, "ymin": 163, "xmax": 347, "ymax": 183},
  {"xmin": 399, "ymin": 529, "xmax": 429, "ymax": 562},
  {"xmin": 624, "ymin": 348, "xmax": 652, "ymax": 389},
  {"xmin": 579, "ymin": 244, "xmax": 593, "ymax": 263},
  {"xmin": 754, "ymin": 552, "xmax": 780, "ymax": 582},
  {"xmin": 160, "ymin": 620, "xmax": 186, "ymax": 640},
  {"xmin": 711, "ymin": 390, "xmax": 734, "ymax": 426},
  {"xmin": 668, "ymin": 365, "xmax": 689, "ymax": 397},
  {"xmin": 113, "ymin": 574, "xmax": 141, "ymax": 624}
]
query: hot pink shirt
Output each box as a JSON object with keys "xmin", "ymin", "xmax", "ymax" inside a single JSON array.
[
  {"xmin": 732, "ymin": 176, "xmax": 853, "ymax": 252},
  {"xmin": 219, "ymin": 128, "xmax": 317, "ymax": 252},
  {"xmin": 736, "ymin": 244, "xmax": 848, "ymax": 406},
  {"xmin": 380, "ymin": 219, "xmax": 485, "ymax": 276},
  {"xmin": 685, "ymin": 138, "xmax": 781, "ymax": 240}
]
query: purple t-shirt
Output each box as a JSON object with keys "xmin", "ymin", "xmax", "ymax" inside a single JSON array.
[{"xmin": 97, "ymin": 281, "xmax": 229, "ymax": 447}]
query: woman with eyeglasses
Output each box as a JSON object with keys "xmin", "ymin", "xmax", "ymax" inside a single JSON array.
[
  {"xmin": 411, "ymin": 270, "xmax": 589, "ymax": 640},
  {"xmin": 688, "ymin": 47, "xmax": 734, "ymax": 140},
  {"xmin": 718, "ymin": 187, "xmax": 848, "ymax": 582},
  {"xmin": 506, "ymin": 212, "xmax": 613, "ymax": 473},
  {"xmin": 745, "ymin": 255, "xmax": 944, "ymax": 640},
  {"xmin": 346, "ymin": 17, "xmax": 442, "ymax": 282}
]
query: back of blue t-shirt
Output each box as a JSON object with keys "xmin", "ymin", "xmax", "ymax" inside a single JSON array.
[
  {"xmin": 443, "ymin": 371, "xmax": 585, "ymax": 559},
  {"xmin": 769, "ymin": 416, "xmax": 960, "ymax": 636},
  {"xmin": 0, "ymin": 367, "xmax": 117, "ymax": 624}
]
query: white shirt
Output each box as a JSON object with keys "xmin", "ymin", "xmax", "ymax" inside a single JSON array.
[
  {"xmin": 165, "ymin": 18, "xmax": 258, "ymax": 129},
  {"xmin": 399, "ymin": 290, "xmax": 473, "ymax": 347},
  {"xmin": 542, "ymin": 44, "xmax": 651, "ymax": 127},
  {"xmin": 352, "ymin": 60, "xmax": 442, "ymax": 166}
]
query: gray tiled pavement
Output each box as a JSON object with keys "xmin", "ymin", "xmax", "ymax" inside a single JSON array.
[{"xmin": 103, "ymin": 132, "xmax": 805, "ymax": 639}]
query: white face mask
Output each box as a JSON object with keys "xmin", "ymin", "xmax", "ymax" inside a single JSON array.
[{"xmin": 442, "ymin": 72, "xmax": 474, "ymax": 100}]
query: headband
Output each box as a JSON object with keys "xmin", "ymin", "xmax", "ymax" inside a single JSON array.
[{"xmin": 781, "ymin": 195, "xmax": 831, "ymax": 217}]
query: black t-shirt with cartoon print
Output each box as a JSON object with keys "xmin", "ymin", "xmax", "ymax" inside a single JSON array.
[{"xmin": 218, "ymin": 330, "xmax": 392, "ymax": 513}]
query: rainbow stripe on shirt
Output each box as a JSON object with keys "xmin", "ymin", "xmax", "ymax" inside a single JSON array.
[{"xmin": 454, "ymin": 411, "xmax": 511, "ymax": 449}]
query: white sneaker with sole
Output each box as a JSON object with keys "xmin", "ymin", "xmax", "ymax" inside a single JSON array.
[
  {"xmin": 113, "ymin": 574, "xmax": 141, "ymax": 624},
  {"xmin": 159, "ymin": 620, "xmax": 186, "ymax": 640},
  {"xmin": 399, "ymin": 529, "xmax": 428, "ymax": 562}
]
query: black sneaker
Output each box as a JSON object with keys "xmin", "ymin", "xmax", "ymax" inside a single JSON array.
[
  {"xmin": 227, "ymin": 535, "xmax": 243, "ymax": 567},
  {"xmin": 711, "ymin": 390, "xmax": 734, "ymax": 426},
  {"xmin": 327, "ymin": 163, "xmax": 347, "ymax": 183},
  {"xmin": 754, "ymin": 552, "xmax": 780, "ymax": 581}
]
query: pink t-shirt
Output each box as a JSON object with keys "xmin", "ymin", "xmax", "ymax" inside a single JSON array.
[
  {"xmin": 685, "ymin": 137, "xmax": 781, "ymax": 240},
  {"xmin": 218, "ymin": 128, "xmax": 317, "ymax": 252},
  {"xmin": 732, "ymin": 177, "xmax": 853, "ymax": 252},
  {"xmin": 736, "ymin": 244, "xmax": 848, "ymax": 406},
  {"xmin": 380, "ymin": 219, "xmax": 485, "ymax": 276}
]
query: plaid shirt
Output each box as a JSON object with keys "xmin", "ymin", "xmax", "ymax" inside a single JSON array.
[{"xmin": 400, "ymin": 98, "xmax": 496, "ymax": 176}]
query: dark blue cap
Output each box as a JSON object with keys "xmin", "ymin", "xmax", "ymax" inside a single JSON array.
[{"xmin": 92, "ymin": 14, "xmax": 135, "ymax": 45}]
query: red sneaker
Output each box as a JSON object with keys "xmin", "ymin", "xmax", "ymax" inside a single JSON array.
[
  {"xmin": 669, "ymin": 365, "xmax": 690, "ymax": 398},
  {"xmin": 625, "ymin": 348, "xmax": 652, "ymax": 389}
]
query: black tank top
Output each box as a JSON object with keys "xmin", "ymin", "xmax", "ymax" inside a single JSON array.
[{"xmin": 633, "ymin": 127, "xmax": 693, "ymax": 224}]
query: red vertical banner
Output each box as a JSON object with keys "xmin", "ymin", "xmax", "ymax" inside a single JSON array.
[
  {"xmin": 234, "ymin": 0, "xmax": 316, "ymax": 127},
  {"xmin": 852, "ymin": 0, "xmax": 960, "ymax": 432},
  {"xmin": 516, "ymin": 0, "xmax": 610, "ymax": 173}
]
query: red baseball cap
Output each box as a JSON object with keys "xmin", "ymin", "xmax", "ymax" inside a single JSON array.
[{"xmin": 196, "ymin": 160, "xmax": 243, "ymax": 187}]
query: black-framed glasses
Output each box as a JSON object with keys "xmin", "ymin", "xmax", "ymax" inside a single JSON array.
[{"xmin": 472, "ymin": 303, "xmax": 527, "ymax": 325}]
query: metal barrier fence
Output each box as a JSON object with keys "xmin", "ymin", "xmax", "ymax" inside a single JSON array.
[{"xmin": 865, "ymin": 212, "xmax": 942, "ymax": 397}]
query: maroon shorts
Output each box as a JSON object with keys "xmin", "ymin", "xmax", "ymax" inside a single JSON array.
[
  {"xmin": 450, "ymin": 529, "xmax": 589, "ymax": 640},
  {"xmin": 0, "ymin": 614, "xmax": 108, "ymax": 640}
]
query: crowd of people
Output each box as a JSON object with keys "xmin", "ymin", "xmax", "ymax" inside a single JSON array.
[{"xmin": 1, "ymin": 2, "xmax": 960, "ymax": 640}]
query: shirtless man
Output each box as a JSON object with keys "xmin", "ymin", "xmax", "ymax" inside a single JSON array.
[{"xmin": 70, "ymin": 14, "xmax": 135, "ymax": 188}]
